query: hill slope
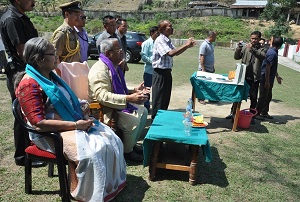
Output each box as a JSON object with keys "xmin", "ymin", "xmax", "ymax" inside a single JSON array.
[{"xmin": 85, "ymin": 0, "xmax": 142, "ymax": 11}]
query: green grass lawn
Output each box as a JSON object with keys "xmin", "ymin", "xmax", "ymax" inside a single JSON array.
[{"xmin": 1, "ymin": 47, "xmax": 300, "ymax": 201}]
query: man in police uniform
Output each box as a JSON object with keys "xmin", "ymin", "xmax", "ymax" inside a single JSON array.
[{"xmin": 51, "ymin": 1, "xmax": 81, "ymax": 63}]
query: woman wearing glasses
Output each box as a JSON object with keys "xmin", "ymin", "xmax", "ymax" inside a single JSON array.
[{"xmin": 15, "ymin": 37, "xmax": 126, "ymax": 201}]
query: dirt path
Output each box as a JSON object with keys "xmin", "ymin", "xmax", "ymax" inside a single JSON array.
[{"xmin": 134, "ymin": 83, "xmax": 300, "ymax": 139}]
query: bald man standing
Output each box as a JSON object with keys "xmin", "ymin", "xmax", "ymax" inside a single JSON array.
[{"xmin": 151, "ymin": 20, "xmax": 196, "ymax": 119}]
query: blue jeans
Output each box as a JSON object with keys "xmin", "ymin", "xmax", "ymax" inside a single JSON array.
[{"xmin": 143, "ymin": 72, "xmax": 152, "ymax": 109}]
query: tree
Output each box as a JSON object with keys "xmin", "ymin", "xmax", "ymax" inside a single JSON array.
[
  {"xmin": 260, "ymin": 0, "xmax": 296, "ymax": 37},
  {"xmin": 276, "ymin": 0, "xmax": 297, "ymax": 22},
  {"xmin": 263, "ymin": 0, "xmax": 297, "ymax": 21}
]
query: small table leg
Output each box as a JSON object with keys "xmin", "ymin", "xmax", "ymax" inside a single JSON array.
[
  {"xmin": 149, "ymin": 141, "xmax": 161, "ymax": 181},
  {"xmin": 192, "ymin": 87, "xmax": 196, "ymax": 112},
  {"xmin": 189, "ymin": 145, "xmax": 199, "ymax": 185},
  {"xmin": 232, "ymin": 102, "xmax": 241, "ymax": 132}
]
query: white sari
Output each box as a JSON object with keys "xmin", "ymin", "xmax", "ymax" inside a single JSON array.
[{"xmin": 29, "ymin": 83, "xmax": 126, "ymax": 202}]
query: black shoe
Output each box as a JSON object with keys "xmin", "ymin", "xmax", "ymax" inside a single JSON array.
[
  {"xmin": 251, "ymin": 118, "xmax": 256, "ymax": 125},
  {"xmin": 124, "ymin": 151, "xmax": 143, "ymax": 162},
  {"xmin": 254, "ymin": 115, "xmax": 265, "ymax": 121},
  {"xmin": 261, "ymin": 114, "xmax": 274, "ymax": 119},
  {"xmin": 133, "ymin": 145, "xmax": 143, "ymax": 155},
  {"xmin": 225, "ymin": 114, "xmax": 233, "ymax": 119}
]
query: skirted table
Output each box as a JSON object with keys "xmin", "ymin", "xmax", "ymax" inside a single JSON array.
[
  {"xmin": 190, "ymin": 72, "xmax": 250, "ymax": 131},
  {"xmin": 143, "ymin": 110, "xmax": 212, "ymax": 185}
]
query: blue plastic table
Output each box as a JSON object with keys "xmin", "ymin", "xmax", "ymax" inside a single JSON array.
[
  {"xmin": 190, "ymin": 72, "xmax": 250, "ymax": 131},
  {"xmin": 143, "ymin": 110, "xmax": 212, "ymax": 185}
]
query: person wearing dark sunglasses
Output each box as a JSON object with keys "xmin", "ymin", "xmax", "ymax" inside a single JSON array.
[{"xmin": 75, "ymin": 11, "xmax": 89, "ymax": 62}]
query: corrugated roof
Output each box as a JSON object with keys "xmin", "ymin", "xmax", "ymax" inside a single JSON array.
[
  {"xmin": 232, "ymin": 1, "xmax": 267, "ymax": 6},
  {"xmin": 230, "ymin": 1, "xmax": 267, "ymax": 8}
]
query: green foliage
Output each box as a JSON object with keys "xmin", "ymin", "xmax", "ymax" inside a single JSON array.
[
  {"xmin": 141, "ymin": 0, "xmax": 190, "ymax": 11},
  {"xmin": 274, "ymin": 0, "xmax": 297, "ymax": 12},
  {"xmin": 84, "ymin": 19, "xmax": 102, "ymax": 33},
  {"xmin": 153, "ymin": 0, "xmax": 164, "ymax": 8},
  {"xmin": 260, "ymin": 0, "xmax": 293, "ymax": 37},
  {"xmin": 171, "ymin": 16, "xmax": 249, "ymax": 42},
  {"xmin": 270, "ymin": 16, "xmax": 290, "ymax": 37},
  {"xmin": 28, "ymin": 14, "xmax": 272, "ymax": 42},
  {"xmin": 260, "ymin": 1, "xmax": 281, "ymax": 21},
  {"xmin": 154, "ymin": 12, "xmax": 173, "ymax": 22},
  {"xmin": 28, "ymin": 13, "xmax": 63, "ymax": 32}
]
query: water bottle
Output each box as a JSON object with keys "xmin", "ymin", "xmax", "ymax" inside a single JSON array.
[
  {"xmin": 184, "ymin": 98, "xmax": 193, "ymax": 135},
  {"xmin": 187, "ymin": 98, "xmax": 193, "ymax": 113}
]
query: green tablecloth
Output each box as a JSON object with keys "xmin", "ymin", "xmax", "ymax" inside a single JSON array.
[
  {"xmin": 190, "ymin": 72, "xmax": 250, "ymax": 102},
  {"xmin": 143, "ymin": 110, "xmax": 212, "ymax": 167}
]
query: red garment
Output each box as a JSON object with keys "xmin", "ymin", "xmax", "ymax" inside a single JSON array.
[
  {"xmin": 15, "ymin": 77, "xmax": 46, "ymax": 125},
  {"xmin": 296, "ymin": 39, "xmax": 300, "ymax": 53}
]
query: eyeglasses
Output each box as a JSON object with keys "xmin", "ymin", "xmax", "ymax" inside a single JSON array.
[
  {"xmin": 80, "ymin": 16, "xmax": 87, "ymax": 20},
  {"xmin": 109, "ymin": 49, "xmax": 123, "ymax": 53}
]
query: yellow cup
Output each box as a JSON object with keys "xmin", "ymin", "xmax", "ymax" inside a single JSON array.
[{"xmin": 228, "ymin": 71, "xmax": 236, "ymax": 80}]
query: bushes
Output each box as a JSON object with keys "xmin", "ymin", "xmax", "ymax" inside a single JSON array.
[{"xmin": 29, "ymin": 14, "xmax": 284, "ymax": 43}]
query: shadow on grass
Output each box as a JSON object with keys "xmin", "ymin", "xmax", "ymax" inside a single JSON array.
[
  {"xmin": 208, "ymin": 117, "xmax": 269, "ymax": 133},
  {"xmin": 30, "ymin": 176, "xmax": 150, "ymax": 201},
  {"xmin": 197, "ymin": 101, "xmax": 231, "ymax": 107},
  {"xmin": 143, "ymin": 143, "xmax": 229, "ymax": 187},
  {"xmin": 114, "ymin": 174, "xmax": 150, "ymax": 202},
  {"xmin": 266, "ymin": 114, "xmax": 300, "ymax": 125},
  {"xmin": 197, "ymin": 146, "xmax": 228, "ymax": 187},
  {"xmin": 271, "ymin": 98, "xmax": 283, "ymax": 104}
]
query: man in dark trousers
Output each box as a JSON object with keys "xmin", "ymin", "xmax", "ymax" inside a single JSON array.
[
  {"xmin": 151, "ymin": 20, "xmax": 196, "ymax": 119},
  {"xmin": 0, "ymin": 0, "xmax": 45, "ymax": 167},
  {"xmin": 226, "ymin": 31, "xmax": 267, "ymax": 123},
  {"xmin": 255, "ymin": 37, "xmax": 284, "ymax": 120}
]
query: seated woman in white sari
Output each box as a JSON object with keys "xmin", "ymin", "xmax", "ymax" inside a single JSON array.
[{"xmin": 14, "ymin": 37, "xmax": 126, "ymax": 202}]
